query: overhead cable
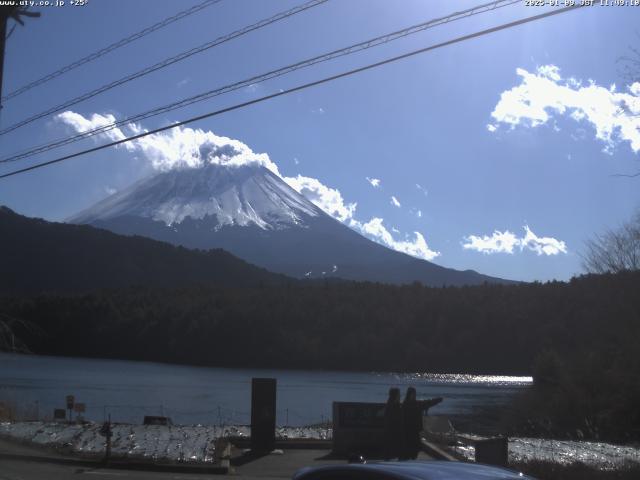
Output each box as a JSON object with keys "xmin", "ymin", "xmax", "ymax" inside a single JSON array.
[
  {"xmin": 0, "ymin": 0, "xmax": 328, "ymax": 136},
  {"xmin": 0, "ymin": 0, "xmax": 519, "ymax": 163},
  {"xmin": 1, "ymin": 0, "xmax": 223, "ymax": 102},
  {"xmin": 0, "ymin": 4, "xmax": 586, "ymax": 181}
]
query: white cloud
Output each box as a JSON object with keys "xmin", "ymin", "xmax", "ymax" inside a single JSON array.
[
  {"xmin": 408, "ymin": 207, "xmax": 423, "ymax": 218},
  {"xmin": 489, "ymin": 65, "xmax": 640, "ymax": 154},
  {"xmin": 463, "ymin": 230, "xmax": 520, "ymax": 254},
  {"xmin": 366, "ymin": 177, "xmax": 381, "ymax": 188},
  {"xmin": 57, "ymin": 111, "xmax": 440, "ymax": 261},
  {"xmin": 486, "ymin": 124, "xmax": 497, "ymax": 132},
  {"xmin": 244, "ymin": 83, "xmax": 259, "ymax": 94},
  {"xmin": 284, "ymin": 176, "xmax": 440, "ymax": 261},
  {"xmin": 104, "ymin": 186, "xmax": 117, "ymax": 195},
  {"xmin": 177, "ymin": 77, "xmax": 190, "ymax": 88},
  {"xmin": 520, "ymin": 225, "xmax": 568, "ymax": 256},
  {"xmin": 293, "ymin": 157, "xmax": 299, "ymax": 165},
  {"xmin": 462, "ymin": 226, "xmax": 567, "ymax": 256},
  {"xmin": 351, "ymin": 217, "xmax": 440, "ymax": 261},
  {"xmin": 56, "ymin": 111, "xmax": 281, "ymax": 175},
  {"xmin": 57, "ymin": 111, "xmax": 129, "ymax": 145},
  {"xmin": 311, "ymin": 107, "xmax": 325, "ymax": 115},
  {"xmin": 284, "ymin": 174, "xmax": 356, "ymax": 223},
  {"xmin": 390, "ymin": 196, "xmax": 401, "ymax": 208},
  {"xmin": 416, "ymin": 183, "xmax": 428, "ymax": 196}
]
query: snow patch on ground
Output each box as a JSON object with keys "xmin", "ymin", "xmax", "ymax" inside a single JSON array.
[
  {"xmin": 455, "ymin": 437, "xmax": 640, "ymax": 471},
  {"xmin": 10, "ymin": 421, "xmax": 636, "ymax": 470},
  {"xmin": 0, "ymin": 422, "xmax": 331, "ymax": 464}
]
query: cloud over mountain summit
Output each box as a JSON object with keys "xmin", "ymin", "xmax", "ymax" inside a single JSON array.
[{"xmin": 57, "ymin": 111, "xmax": 439, "ymax": 261}]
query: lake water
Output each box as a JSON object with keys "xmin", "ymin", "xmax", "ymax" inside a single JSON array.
[{"xmin": 0, "ymin": 353, "xmax": 531, "ymax": 426}]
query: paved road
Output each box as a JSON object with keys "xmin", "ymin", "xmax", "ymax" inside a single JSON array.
[
  {"xmin": 0, "ymin": 450, "xmax": 340, "ymax": 480},
  {"xmin": 0, "ymin": 438, "xmax": 434, "ymax": 479},
  {"xmin": 0, "ymin": 459, "xmax": 215, "ymax": 480}
]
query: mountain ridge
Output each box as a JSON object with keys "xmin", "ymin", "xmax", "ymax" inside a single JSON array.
[
  {"xmin": 69, "ymin": 163, "xmax": 515, "ymax": 286},
  {"xmin": 69, "ymin": 164, "xmax": 322, "ymax": 230},
  {"xmin": 0, "ymin": 205, "xmax": 292, "ymax": 294}
]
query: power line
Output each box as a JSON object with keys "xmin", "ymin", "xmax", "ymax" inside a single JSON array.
[
  {"xmin": 611, "ymin": 172, "xmax": 640, "ymax": 178},
  {"xmin": 0, "ymin": 0, "xmax": 521, "ymax": 164},
  {"xmin": 1, "ymin": 0, "xmax": 223, "ymax": 103},
  {"xmin": 1, "ymin": 6, "xmax": 40, "ymax": 113},
  {"xmin": 0, "ymin": 0, "xmax": 328, "ymax": 136},
  {"xmin": 0, "ymin": 3, "xmax": 585, "ymax": 181},
  {"xmin": 5, "ymin": 23, "xmax": 16, "ymax": 41}
]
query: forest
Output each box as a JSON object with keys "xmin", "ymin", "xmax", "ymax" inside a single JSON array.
[
  {"xmin": 0, "ymin": 206, "xmax": 290, "ymax": 293},
  {"xmin": 2, "ymin": 269, "xmax": 639, "ymax": 441}
]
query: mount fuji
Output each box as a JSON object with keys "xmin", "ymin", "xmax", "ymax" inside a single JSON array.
[{"xmin": 69, "ymin": 163, "xmax": 509, "ymax": 286}]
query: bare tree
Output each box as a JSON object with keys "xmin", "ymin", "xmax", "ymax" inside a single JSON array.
[
  {"xmin": 0, "ymin": 314, "xmax": 37, "ymax": 353},
  {"xmin": 583, "ymin": 211, "xmax": 640, "ymax": 274}
]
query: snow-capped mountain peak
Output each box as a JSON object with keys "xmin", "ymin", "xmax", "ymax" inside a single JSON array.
[
  {"xmin": 69, "ymin": 163, "xmax": 322, "ymax": 230},
  {"xmin": 69, "ymin": 161, "xmax": 509, "ymax": 286}
]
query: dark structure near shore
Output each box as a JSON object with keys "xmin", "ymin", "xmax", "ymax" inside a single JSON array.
[
  {"xmin": 251, "ymin": 378, "xmax": 277, "ymax": 452},
  {"xmin": 332, "ymin": 398, "xmax": 442, "ymax": 457}
]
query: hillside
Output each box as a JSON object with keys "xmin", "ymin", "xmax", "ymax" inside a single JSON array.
[
  {"xmin": 0, "ymin": 206, "xmax": 291, "ymax": 293},
  {"xmin": 3, "ymin": 269, "xmax": 637, "ymax": 374}
]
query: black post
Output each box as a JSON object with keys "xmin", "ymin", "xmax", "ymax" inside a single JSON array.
[
  {"xmin": 106, "ymin": 414, "xmax": 112, "ymax": 463},
  {"xmin": 100, "ymin": 414, "xmax": 113, "ymax": 464},
  {"xmin": 65, "ymin": 395, "xmax": 74, "ymax": 423},
  {"xmin": 250, "ymin": 378, "xmax": 276, "ymax": 452}
]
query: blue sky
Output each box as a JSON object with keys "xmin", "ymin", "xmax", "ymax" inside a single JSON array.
[{"xmin": 1, "ymin": 0, "xmax": 639, "ymax": 282}]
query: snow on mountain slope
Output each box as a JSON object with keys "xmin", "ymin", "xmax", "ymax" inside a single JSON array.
[
  {"xmin": 69, "ymin": 162, "xmax": 512, "ymax": 286},
  {"xmin": 70, "ymin": 163, "xmax": 322, "ymax": 229}
]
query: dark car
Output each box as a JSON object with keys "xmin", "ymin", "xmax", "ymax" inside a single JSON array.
[{"xmin": 293, "ymin": 461, "xmax": 535, "ymax": 480}]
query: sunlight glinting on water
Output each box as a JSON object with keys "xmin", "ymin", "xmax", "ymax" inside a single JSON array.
[{"xmin": 383, "ymin": 372, "xmax": 533, "ymax": 386}]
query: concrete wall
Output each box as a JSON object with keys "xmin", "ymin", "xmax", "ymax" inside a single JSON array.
[{"xmin": 332, "ymin": 402, "xmax": 386, "ymax": 455}]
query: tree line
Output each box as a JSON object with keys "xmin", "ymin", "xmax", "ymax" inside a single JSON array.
[{"xmin": 2, "ymin": 270, "xmax": 639, "ymax": 441}]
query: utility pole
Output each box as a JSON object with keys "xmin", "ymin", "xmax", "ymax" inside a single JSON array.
[
  {"xmin": 0, "ymin": 6, "xmax": 40, "ymax": 111},
  {"xmin": 0, "ymin": 8, "xmax": 11, "ymax": 108}
]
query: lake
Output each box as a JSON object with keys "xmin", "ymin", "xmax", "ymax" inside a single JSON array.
[{"xmin": 0, "ymin": 353, "xmax": 531, "ymax": 426}]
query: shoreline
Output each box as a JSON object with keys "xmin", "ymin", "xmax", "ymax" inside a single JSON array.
[
  {"xmin": 0, "ymin": 351, "xmax": 534, "ymax": 379},
  {"xmin": 2, "ymin": 419, "xmax": 640, "ymax": 471}
]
